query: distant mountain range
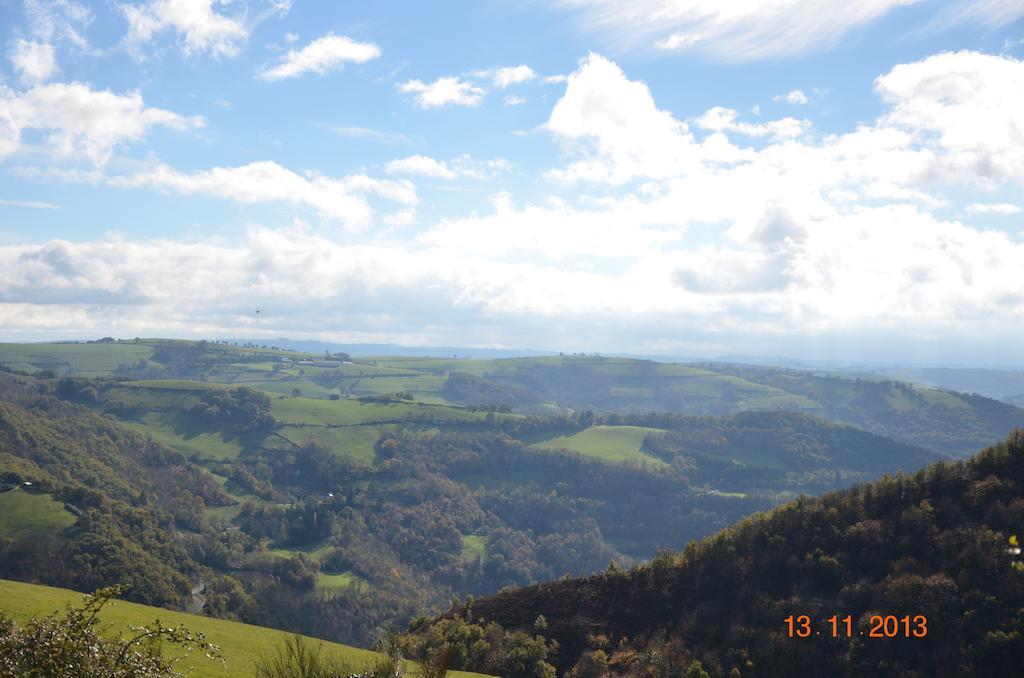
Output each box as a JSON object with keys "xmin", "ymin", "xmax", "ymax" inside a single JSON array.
[{"xmin": 229, "ymin": 339, "xmax": 1024, "ymax": 404}]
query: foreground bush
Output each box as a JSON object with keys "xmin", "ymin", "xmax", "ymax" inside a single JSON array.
[{"xmin": 0, "ymin": 585, "xmax": 221, "ymax": 677}]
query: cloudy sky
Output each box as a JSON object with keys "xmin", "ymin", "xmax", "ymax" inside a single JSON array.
[{"xmin": 1, "ymin": 1, "xmax": 1023, "ymax": 364}]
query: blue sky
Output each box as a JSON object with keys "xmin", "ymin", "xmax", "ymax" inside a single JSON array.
[{"xmin": 1, "ymin": 0, "xmax": 1023, "ymax": 364}]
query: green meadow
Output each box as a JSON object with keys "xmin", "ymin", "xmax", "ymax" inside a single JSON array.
[
  {"xmin": 0, "ymin": 488, "xmax": 77, "ymax": 539},
  {"xmin": 529, "ymin": 425, "xmax": 668, "ymax": 466},
  {"xmin": 0, "ymin": 579, "xmax": 490, "ymax": 677}
]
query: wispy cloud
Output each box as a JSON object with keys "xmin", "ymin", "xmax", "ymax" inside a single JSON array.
[
  {"xmin": 555, "ymin": 0, "xmax": 920, "ymax": 60},
  {"xmin": 0, "ymin": 198, "xmax": 60, "ymax": 209},
  {"xmin": 106, "ymin": 161, "xmax": 416, "ymax": 231},
  {"xmin": 320, "ymin": 125, "xmax": 407, "ymax": 144},
  {"xmin": 964, "ymin": 202, "xmax": 1022, "ymax": 215}
]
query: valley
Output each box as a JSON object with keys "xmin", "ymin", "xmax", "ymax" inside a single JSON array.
[{"xmin": 1, "ymin": 339, "xmax": 1022, "ymax": 675}]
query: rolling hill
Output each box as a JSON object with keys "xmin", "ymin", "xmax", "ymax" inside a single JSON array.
[{"xmin": 4, "ymin": 340, "xmax": 1019, "ymax": 455}]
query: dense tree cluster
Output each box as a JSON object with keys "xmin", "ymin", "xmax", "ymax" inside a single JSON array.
[
  {"xmin": 401, "ymin": 610, "xmax": 557, "ymax": 677},
  {"xmin": 185, "ymin": 387, "xmax": 276, "ymax": 432},
  {"xmin": 457, "ymin": 431, "xmax": 1024, "ymax": 676}
]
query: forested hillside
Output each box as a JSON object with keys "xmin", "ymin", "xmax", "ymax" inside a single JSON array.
[{"xmin": 413, "ymin": 431, "xmax": 1024, "ymax": 677}]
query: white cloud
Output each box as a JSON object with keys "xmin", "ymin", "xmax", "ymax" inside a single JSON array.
[
  {"xmin": 3, "ymin": 194, "xmax": 1024, "ymax": 354},
  {"xmin": 545, "ymin": 50, "xmax": 1024, "ymax": 195},
  {"xmin": 543, "ymin": 74, "xmax": 568, "ymax": 84},
  {"xmin": 108, "ymin": 161, "xmax": 416, "ymax": 231},
  {"xmin": 9, "ymin": 40, "xmax": 57, "ymax": 84},
  {"xmin": 284, "ymin": 32, "xmax": 299, "ymax": 43},
  {"xmin": 386, "ymin": 155, "xmax": 457, "ymax": 180},
  {"xmin": 545, "ymin": 53, "xmax": 702, "ymax": 183},
  {"xmin": 526, "ymin": 49, "xmax": 1024, "ymax": 335},
  {"xmin": 259, "ymin": 33, "xmax": 381, "ymax": 81},
  {"xmin": 120, "ymin": 0, "xmax": 285, "ymax": 58},
  {"xmin": 6, "ymin": 50, "xmax": 1024, "ymax": 358},
  {"xmin": 964, "ymin": 202, "xmax": 1022, "ymax": 215},
  {"xmin": 0, "ymin": 82, "xmax": 204, "ymax": 165},
  {"xmin": 398, "ymin": 76, "xmax": 484, "ymax": 108},
  {"xmin": 774, "ymin": 89, "xmax": 809, "ymax": 105},
  {"xmin": 873, "ymin": 50, "xmax": 1024, "ymax": 187},
  {"xmin": 504, "ymin": 95, "xmax": 526, "ymax": 106},
  {"xmin": 491, "ymin": 65, "xmax": 536, "ymax": 88}
]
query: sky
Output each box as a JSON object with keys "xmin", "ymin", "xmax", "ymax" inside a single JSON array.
[{"xmin": 1, "ymin": 0, "xmax": 1023, "ymax": 365}]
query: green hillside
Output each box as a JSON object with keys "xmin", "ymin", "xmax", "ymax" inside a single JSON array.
[
  {"xmin": 0, "ymin": 579, "xmax": 488, "ymax": 677},
  {"xmin": 0, "ymin": 342, "xmax": 154, "ymax": 376}
]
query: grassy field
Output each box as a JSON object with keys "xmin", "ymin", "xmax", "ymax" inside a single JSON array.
[
  {"xmin": 106, "ymin": 383, "xmax": 211, "ymax": 409},
  {"xmin": 529, "ymin": 425, "xmax": 668, "ymax": 466},
  {"xmin": 119, "ymin": 413, "xmax": 246, "ymax": 461},
  {"xmin": 315, "ymin": 571, "xmax": 369, "ymax": 596},
  {"xmin": 461, "ymin": 534, "xmax": 486, "ymax": 561},
  {"xmin": 269, "ymin": 395, "xmax": 508, "ymax": 464},
  {"xmin": 271, "ymin": 397, "xmax": 433, "ymax": 426},
  {"xmin": 274, "ymin": 425, "xmax": 392, "ymax": 465},
  {"xmin": 0, "ymin": 488, "xmax": 77, "ymax": 539},
  {"xmin": 0, "ymin": 579, "xmax": 489, "ymax": 677},
  {"xmin": 914, "ymin": 386, "xmax": 969, "ymax": 409}
]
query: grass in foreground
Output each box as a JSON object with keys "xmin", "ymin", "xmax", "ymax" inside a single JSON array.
[{"xmin": 0, "ymin": 579, "xmax": 488, "ymax": 677}]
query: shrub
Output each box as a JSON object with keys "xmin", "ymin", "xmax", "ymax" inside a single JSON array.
[{"xmin": 0, "ymin": 586, "xmax": 222, "ymax": 677}]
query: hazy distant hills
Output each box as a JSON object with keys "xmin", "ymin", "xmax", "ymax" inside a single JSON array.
[
  {"xmin": 234, "ymin": 339, "xmax": 1024, "ymax": 404},
  {"xmin": 1, "ymin": 340, "xmax": 1021, "ymax": 456},
  {"xmin": 864, "ymin": 366, "xmax": 1024, "ymax": 403},
  {"xmin": 230, "ymin": 337, "xmax": 555, "ymax": 360}
]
